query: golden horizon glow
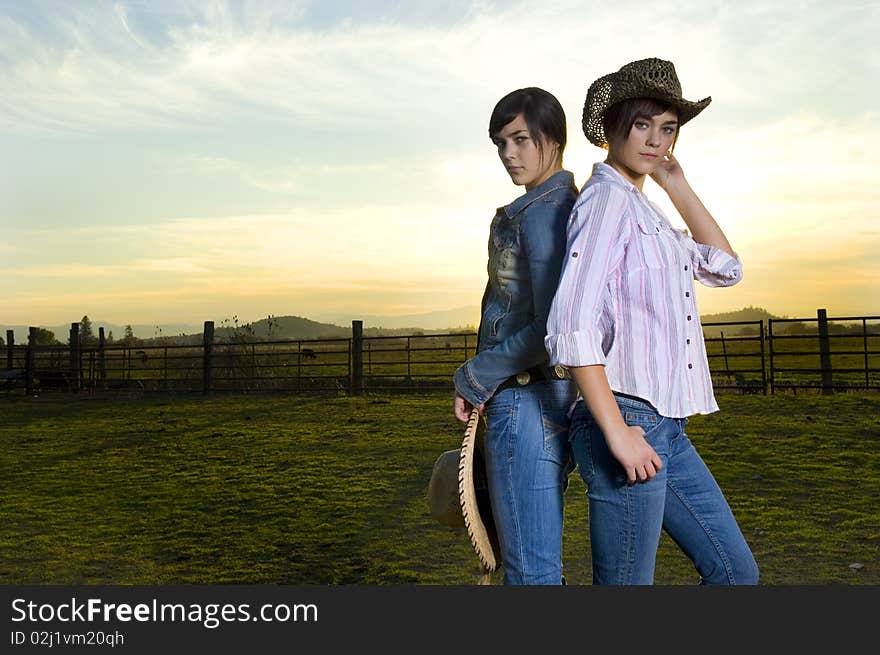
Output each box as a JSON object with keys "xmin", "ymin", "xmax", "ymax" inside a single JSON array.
[{"xmin": 2, "ymin": 2, "xmax": 878, "ymax": 328}]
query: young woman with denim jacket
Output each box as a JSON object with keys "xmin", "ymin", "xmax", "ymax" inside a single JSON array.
[
  {"xmin": 453, "ymin": 87, "xmax": 578, "ymax": 585},
  {"xmin": 545, "ymin": 58, "xmax": 759, "ymax": 584}
]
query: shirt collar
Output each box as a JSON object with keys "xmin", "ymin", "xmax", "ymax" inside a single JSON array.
[
  {"xmin": 590, "ymin": 161, "xmax": 641, "ymax": 194},
  {"xmin": 502, "ymin": 169, "xmax": 575, "ymax": 219}
]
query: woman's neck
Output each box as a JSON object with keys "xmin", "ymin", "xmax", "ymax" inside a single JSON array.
[
  {"xmin": 525, "ymin": 162, "xmax": 563, "ymax": 192},
  {"xmin": 605, "ymin": 156, "xmax": 645, "ymax": 191}
]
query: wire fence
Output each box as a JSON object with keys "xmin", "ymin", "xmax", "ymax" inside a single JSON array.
[{"xmin": 3, "ymin": 310, "xmax": 878, "ymax": 396}]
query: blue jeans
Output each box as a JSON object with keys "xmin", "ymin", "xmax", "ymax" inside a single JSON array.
[
  {"xmin": 570, "ymin": 394, "xmax": 759, "ymax": 585},
  {"xmin": 483, "ymin": 379, "xmax": 576, "ymax": 585}
]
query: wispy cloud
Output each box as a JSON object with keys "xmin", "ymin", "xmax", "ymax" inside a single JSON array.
[
  {"xmin": 1, "ymin": 1, "xmax": 876, "ymax": 135},
  {"xmin": 2, "ymin": 1, "xmax": 877, "ymax": 324}
]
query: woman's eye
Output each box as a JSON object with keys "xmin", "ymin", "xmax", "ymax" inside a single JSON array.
[
  {"xmin": 663, "ymin": 127, "xmax": 675, "ymax": 135},
  {"xmin": 515, "ymin": 137, "xmax": 527, "ymax": 144}
]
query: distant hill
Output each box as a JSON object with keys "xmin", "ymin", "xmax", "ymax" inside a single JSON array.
[
  {"xmin": 7, "ymin": 306, "xmax": 850, "ymax": 346},
  {"xmin": 214, "ymin": 315, "xmax": 350, "ymax": 341},
  {"xmin": 701, "ymin": 305, "xmax": 778, "ymax": 323},
  {"xmin": 700, "ymin": 306, "xmax": 779, "ymax": 336},
  {"xmin": 317, "ymin": 305, "xmax": 479, "ymax": 331}
]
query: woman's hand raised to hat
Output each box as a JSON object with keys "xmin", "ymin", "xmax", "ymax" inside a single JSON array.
[{"xmin": 454, "ymin": 392, "xmax": 485, "ymax": 423}]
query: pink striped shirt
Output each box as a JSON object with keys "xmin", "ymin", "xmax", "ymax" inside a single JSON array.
[{"xmin": 544, "ymin": 163, "xmax": 743, "ymax": 418}]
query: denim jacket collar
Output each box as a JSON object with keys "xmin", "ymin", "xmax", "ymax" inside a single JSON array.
[{"xmin": 501, "ymin": 169, "xmax": 575, "ymax": 219}]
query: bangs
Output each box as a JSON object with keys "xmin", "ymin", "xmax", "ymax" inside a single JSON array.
[{"xmin": 602, "ymin": 97, "xmax": 677, "ymax": 147}]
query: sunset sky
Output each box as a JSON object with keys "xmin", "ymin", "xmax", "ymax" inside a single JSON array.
[{"xmin": 2, "ymin": 0, "xmax": 878, "ymax": 330}]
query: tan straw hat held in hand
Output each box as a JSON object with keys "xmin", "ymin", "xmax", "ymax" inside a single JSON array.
[
  {"xmin": 582, "ymin": 57, "xmax": 712, "ymax": 147},
  {"xmin": 427, "ymin": 408, "xmax": 500, "ymax": 584}
]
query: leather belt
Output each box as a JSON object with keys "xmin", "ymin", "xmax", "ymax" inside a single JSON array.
[{"xmin": 495, "ymin": 365, "xmax": 571, "ymax": 394}]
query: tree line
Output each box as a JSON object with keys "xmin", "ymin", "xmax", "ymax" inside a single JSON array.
[{"xmin": 0, "ymin": 316, "xmax": 140, "ymax": 348}]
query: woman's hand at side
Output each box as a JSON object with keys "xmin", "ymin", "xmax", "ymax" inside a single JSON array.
[
  {"xmin": 454, "ymin": 392, "xmax": 485, "ymax": 423},
  {"xmin": 570, "ymin": 365, "xmax": 663, "ymax": 484},
  {"xmin": 603, "ymin": 423, "xmax": 664, "ymax": 484}
]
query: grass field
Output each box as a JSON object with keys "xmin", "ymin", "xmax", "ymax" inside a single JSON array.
[{"xmin": 1, "ymin": 390, "xmax": 878, "ymax": 585}]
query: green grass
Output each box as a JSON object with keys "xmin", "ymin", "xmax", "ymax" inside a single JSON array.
[{"xmin": 1, "ymin": 391, "xmax": 877, "ymax": 585}]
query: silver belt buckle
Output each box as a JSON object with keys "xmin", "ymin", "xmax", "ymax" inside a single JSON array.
[{"xmin": 515, "ymin": 371, "xmax": 531, "ymax": 386}]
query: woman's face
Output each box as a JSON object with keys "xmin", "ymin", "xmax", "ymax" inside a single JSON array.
[
  {"xmin": 607, "ymin": 109, "xmax": 678, "ymax": 185},
  {"xmin": 492, "ymin": 113, "xmax": 560, "ymax": 191}
]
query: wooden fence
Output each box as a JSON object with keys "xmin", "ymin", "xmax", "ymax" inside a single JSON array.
[{"xmin": 2, "ymin": 310, "xmax": 878, "ymax": 396}]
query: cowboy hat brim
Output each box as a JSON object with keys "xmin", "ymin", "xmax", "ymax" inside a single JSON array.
[{"xmin": 458, "ymin": 407, "xmax": 500, "ymax": 573}]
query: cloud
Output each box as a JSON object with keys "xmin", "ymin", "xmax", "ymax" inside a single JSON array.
[
  {"xmin": 2, "ymin": 1, "xmax": 878, "ymax": 324},
  {"xmin": 1, "ymin": 1, "xmax": 875, "ymax": 135}
]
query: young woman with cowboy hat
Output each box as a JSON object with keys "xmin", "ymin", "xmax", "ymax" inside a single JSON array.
[
  {"xmin": 452, "ymin": 87, "xmax": 578, "ymax": 585},
  {"xmin": 544, "ymin": 58, "xmax": 759, "ymax": 584}
]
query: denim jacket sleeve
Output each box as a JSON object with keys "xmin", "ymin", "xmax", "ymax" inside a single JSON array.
[{"xmin": 454, "ymin": 188, "xmax": 575, "ymax": 407}]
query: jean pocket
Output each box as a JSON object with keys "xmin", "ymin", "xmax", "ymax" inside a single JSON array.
[
  {"xmin": 485, "ymin": 393, "xmax": 515, "ymax": 434},
  {"xmin": 622, "ymin": 408, "xmax": 658, "ymax": 429},
  {"xmin": 622, "ymin": 409, "xmax": 670, "ymax": 457},
  {"xmin": 540, "ymin": 414, "xmax": 570, "ymax": 464},
  {"xmin": 569, "ymin": 413, "xmax": 599, "ymax": 485},
  {"xmin": 538, "ymin": 386, "xmax": 573, "ymax": 464}
]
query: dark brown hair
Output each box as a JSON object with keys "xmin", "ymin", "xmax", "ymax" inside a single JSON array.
[
  {"xmin": 602, "ymin": 97, "xmax": 679, "ymax": 149},
  {"xmin": 489, "ymin": 87, "xmax": 567, "ymax": 163}
]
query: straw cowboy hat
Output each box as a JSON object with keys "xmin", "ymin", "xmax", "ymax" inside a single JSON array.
[
  {"xmin": 582, "ymin": 57, "xmax": 712, "ymax": 147},
  {"xmin": 427, "ymin": 408, "xmax": 500, "ymax": 584}
]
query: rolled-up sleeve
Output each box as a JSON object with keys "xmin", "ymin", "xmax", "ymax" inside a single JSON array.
[
  {"xmin": 679, "ymin": 231, "xmax": 743, "ymax": 287},
  {"xmin": 545, "ymin": 183, "xmax": 629, "ymax": 367}
]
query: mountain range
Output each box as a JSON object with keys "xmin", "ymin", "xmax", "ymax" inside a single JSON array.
[
  {"xmin": 0, "ymin": 305, "xmax": 806, "ymax": 344},
  {"xmin": 1, "ymin": 306, "xmax": 479, "ymax": 344}
]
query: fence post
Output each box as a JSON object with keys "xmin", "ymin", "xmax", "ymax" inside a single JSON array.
[
  {"xmin": 759, "ymin": 320, "xmax": 767, "ymax": 395},
  {"xmin": 26, "ymin": 327, "xmax": 36, "ymax": 395},
  {"xmin": 720, "ymin": 331, "xmax": 730, "ymax": 373},
  {"xmin": 6, "ymin": 329, "xmax": 13, "ymax": 371},
  {"xmin": 69, "ymin": 322, "xmax": 81, "ymax": 393},
  {"xmin": 351, "ymin": 320, "xmax": 363, "ymax": 395},
  {"xmin": 98, "ymin": 327, "xmax": 106, "ymax": 391},
  {"xmin": 767, "ymin": 320, "xmax": 775, "ymax": 395},
  {"xmin": 203, "ymin": 321, "xmax": 214, "ymax": 394},
  {"xmin": 817, "ymin": 308, "xmax": 833, "ymax": 395}
]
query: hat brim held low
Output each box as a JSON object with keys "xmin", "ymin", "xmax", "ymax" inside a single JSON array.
[
  {"xmin": 428, "ymin": 449, "xmax": 467, "ymax": 528},
  {"xmin": 457, "ymin": 408, "xmax": 500, "ymax": 574},
  {"xmin": 582, "ymin": 57, "xmax": 711, "ymax": 147},
  {"xmin": 427, "ymin": 408, "xmax": 501, "ymax": 578}
]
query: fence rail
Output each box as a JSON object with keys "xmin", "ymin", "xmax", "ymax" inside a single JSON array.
[{"xmin": 3, "ymin": 310, "xmax": 878, "ymax": 396}]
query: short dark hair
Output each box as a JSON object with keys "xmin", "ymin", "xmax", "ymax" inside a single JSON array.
[
  {"xmin": 489, "ymin": 87, "xmax": 567, "ymax": 159},
  {"xmin": 602, "ymin": 97, "xmax": 679, "ymax": 149}
]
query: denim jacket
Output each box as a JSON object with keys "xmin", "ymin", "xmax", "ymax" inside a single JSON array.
[{"xmin": 454, "ymin": 169, "xmax": 578, "ymax": 407}]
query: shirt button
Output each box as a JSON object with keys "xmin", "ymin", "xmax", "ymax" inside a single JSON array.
[
  {"xmin": 684, "ymin": 265, "xmax": 689, "ymax": 271},
  {"xmin": 655, "ymin": 226, "xmax": 660, "ymax": 232},
  {"xmin": 572, "ymin": 252, "xmax": 579, "ymax": 258},
  {"xmin": 688, "ymin": 363, "xmax": 693, "ymax": 369},
  {"xmin": 687, "ymin": 315, "xmax": 692, "ymax": 321},
  {"xmin": 686, "ymin": 339, "xmax": 691, "ymax": 344},
  {"xmin": 685, "ymin": 292, "xmax": 690, "ymax": 297}
]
